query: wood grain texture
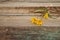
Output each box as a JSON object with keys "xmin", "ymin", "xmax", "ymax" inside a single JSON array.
[
  {"xmin": 0, "ymin": 0, "xmax": 60, "ymax": 3},
  {"xmin": 0, "ymin": 7, "xmax": 60, "ymax": 15},
  {"xmin": 0, "ymin": 16, "xmax": 60, "ymax": 27},
  {"xmin": 0, "ymin": 0, "xmax": 60, "ymax": 40},
  {"xmin": 0, "ymin": 27, "xmax": 60, "ymax": 40},
  {"xmin": 0, "ymin": 7, "xmax": 60, "ymax": 27},
  {"xmin": 0, "ymin": 2, "xmax": 60, "ymax": 7}
]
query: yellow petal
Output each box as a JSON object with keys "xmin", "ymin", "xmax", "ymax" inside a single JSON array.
[
  {"xmin": 36, "ymin": 19, "xmax": 43, "ymax": 26},
  {"xmin": 31, "ymin": 17, "xmax": 37, "ymax": 24},
  {"xmin": 43, "ymin": 13, "xmax": 49, "ymax": 19}
]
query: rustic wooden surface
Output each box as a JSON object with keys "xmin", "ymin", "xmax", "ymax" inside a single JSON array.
[
  {"xmin": 0, "ymin": 7, "xmax": 60, "ymax": 40},
  {"xmin": 0, "ymin": 26, "xmax": 60, "ymax": 40},
  {"xmin": 0, "ymin": 6, "xmax": 60, "ymax": 40},
  {"xmin": 0, "ymin": 0, "xmax": 60, "ymax": 3},
  {"xmin": 0, "ymin": 2, "xmax": 60, "ymax": 7},
  {"xmin": 0, "ymin": 7, "xmax": 60, "ymax": 14},
  {"xmin": 0, "ymin": 7, "xmax": 60, "ymax": 27},
  {"xmin": 0, "ymin": 16, "xmax": 60, "ymax": 27}
]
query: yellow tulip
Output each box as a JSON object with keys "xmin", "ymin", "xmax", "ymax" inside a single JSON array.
[
  {"xmin": 31, "ymin": 17, "xmax": 43, "ymax": 26},
  {"xmin": 36, "ymin": 19, "xmax": 43, "ymax": 26},
  {"xmin": 31, "ymin": 17, "xmax": 37, "ymax": 24},
  {"xmin": 44, "ymin": 12, "xmax": 49, "ymax": 19}
]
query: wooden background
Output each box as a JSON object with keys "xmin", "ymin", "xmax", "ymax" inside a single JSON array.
[{"xmin": 0, "ymin": 0, "xmax": 60, "ymax": 40}]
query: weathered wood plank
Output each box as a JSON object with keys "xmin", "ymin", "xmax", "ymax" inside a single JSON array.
[
  {"xmin": 0, "ymin": 0, "xmax": 60, "ymax": 3},
  {"xmin": 0, "ymin": 2, "xmax": 60, "ymax": 7},
  {"xmin": 0, "ymin": 27, "xmax": 60, "ymax": 40},
  {"xmin": 0, "ymin": 0, "xmax": 60, "ymax": 40},
  {"xmin": 0, "ymin": 7, "xmax": 60, "ymax": 15},
  {"xmin": 0, "ymin": 16, "xmax": 60, "ymax": 27},
  {"xmin": 0, "ymin": 7, "xmax": 60, "ymax": 27}
]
